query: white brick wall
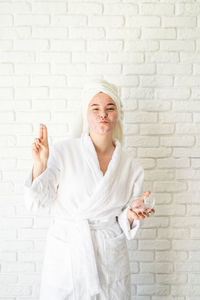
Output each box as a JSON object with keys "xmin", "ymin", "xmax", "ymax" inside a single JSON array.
[{"xmin": 0, "ymin": 1, "xmax": 199, "ymax": 299}]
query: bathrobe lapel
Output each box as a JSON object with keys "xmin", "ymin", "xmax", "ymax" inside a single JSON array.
[{"xmin": 80, "ymin": 133, "xmax": 122, "ymax": 213}]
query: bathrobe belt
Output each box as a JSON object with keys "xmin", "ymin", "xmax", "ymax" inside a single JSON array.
[{"xmin": 52, "ymin": 216, "xmax": 117, "ymax": 299}]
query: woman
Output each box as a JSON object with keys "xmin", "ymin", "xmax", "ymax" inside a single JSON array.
[{"xmin": 24, "ymin": 79, "xmax": 155, "ymax": 300}]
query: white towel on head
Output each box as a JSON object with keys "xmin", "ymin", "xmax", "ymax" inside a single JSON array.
[{"xmin": 70, "ymin": 79, "xmax": 123, "ymax": 142}]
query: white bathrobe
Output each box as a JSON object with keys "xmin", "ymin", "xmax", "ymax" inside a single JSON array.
[{"xmin": 24, "ymin": 133, "xmax": 144, "ymax": 300}]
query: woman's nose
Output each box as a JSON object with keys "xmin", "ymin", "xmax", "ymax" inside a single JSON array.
[{"xmin": 99, "ymin": 110, "xmax": 107, "ymax": 118}]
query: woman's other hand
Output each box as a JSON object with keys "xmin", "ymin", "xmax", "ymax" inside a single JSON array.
[{"xmin": 127, "ymin": 191, "xmax": 155, "ymax": 227}]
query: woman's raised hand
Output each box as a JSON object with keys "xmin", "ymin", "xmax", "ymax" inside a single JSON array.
[
  {"xmin": 32, "ymin": 124, "xmax": 49, "ymax": 181},
  {"xmin": 32, "ymin": 124, "xmax": 49, "ymax": 164}
]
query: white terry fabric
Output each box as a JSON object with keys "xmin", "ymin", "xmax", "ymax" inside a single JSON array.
[
  {"xmin": 24, "ymin": 133, "xmax": 144, "ymax": 300},
  {"xmin": 71, "ymin": 79, "xmax": 123, "ymax": 143}
]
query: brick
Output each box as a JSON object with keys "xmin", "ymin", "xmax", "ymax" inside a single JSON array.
[
  {"xmin": 130, "ymin": 251, "xmax": 154, "ymax": 262},
  {"xmin": 146, "ymin": 52, "xmax": 179, "ymax": 63},
  {"xmin": 173, "ymin": 147, "xmax": 200, "ymax": 157},
  {"xmin": 191, "ymin": 158, "xmax": 200, "ymax": 169},
  {"xmin": 130, "ymin": 262, "xmax": 139, "ymax": 273},
  {"xmin": 175, "ymin": 76, "xmax": 200, "ymax": 87},
  {"xmin": 141, "ymin": 76, "xmax": 173, "ymax": 87},
  {"xmin": 51, "ymin": 63, "xmax": 86, "ymax": 75},
  {"xmin": 18, "ymin": 229, "xmax": 47, "ymax": 240},
  {"xmin": 69, "ymin": 27, "xmax": 104, "ymax": 39},
  {"xmin": 123, "ymin": 124, "xmax": 138, "ymax": 135},
  {"xmin": 0, "ymin": 51, "xmax": 35, "ymax": 63},
  {"xmin": 171, "ymin": 217, "xmax": 200, "ymax": 228},
  {"xmin": 139, "ymin": 240, "xmax": 170, "ymax": 250},
  {"xmin": 51, "ymin": 40, "xmax": 85, "ymax": 51},
  {"xmin": 137, "ymin": 229, "xmax": 156, "ymax": 239},
  {"xmin": 104, "ymin": 3, "xmax": 137, "ymax": 15},
  {"xmin": 0, "ymin": 63, "xmax": 13, "ymax": 74},
  {"xmin": 178, "ymin": 28, "xmax": 200, "ymax": 39},
  {"xmin": 123, "ymin": 64, "xmax": 155, "ymax": 75},
  {"xmin": 52, "ymin": 15, "xmax": 87, "ymax": 26},
  {"xmin": 0, "ymin": 240, "xmax": 33, "ymax": 251},
  {"xmin": 192, "ymin": 88, "xmax": 200, "ymax": 99},
  {"xmin": 0, "ymin": 112, "xmax": 14, "ymax": 122},
  {"xmin": 106, "ymin": 28, "xmax": 140, "ymax": 40},
  {"xmin": 0, "ymin": 2, "xmax": 31, "ymax": 13},
  {"xmin": 120, "ymin": 99, "xmax": 137, "ymax": 110},
  {"xmin": 156, "ymin": 251, "xmax": 187, "ymax": 262},
  {"xmin": 125, "ymin": 136, "xmax": 159, "ymax": 148},
  {"xmin": 176, "ymin": 169, "xmax": 200, "ymax": 180},
  {"xmin": 14, "ymin": 15, "xmax": 49, "ymax": 25},
  {"xmin": 124, "ymin": 112, "xmax": 157, "ymax": 123},
  {"xmin": 0, "ymin": 40, "xmax": 12, "ymax": 50},
  {"xmin": 156, "ymin": 88, "xmax": 190, "ymax": 100},
  {"xmin": 0, "ymin": 137, "xmax": 16, "ymax": 147},
  {"xmin": 157, "ymin": 64, "xmax": 192, "ymax": 75},
  {"xmin": 138, "ymin": 284, "xmax": 170, "ymax": 296},
  {"xmin": 141, "ymin": 4, "xmax": 174, "ymax": 16},
  {"xmin": 191, "ymin": 228, "xmax": 200, "ymax": 238},
  {"xmin": 176, "ymin": 123, "xmax": 200, "ymax": 134},
  {"xmin": 15, "ymin": 87, "xmax": 48, "ymax": 99},
  {"xmin": 87, "ymin": 64, "xmax": 121, "ymax": 75},
  {"xmin": 87, "ymin": 40, "xmax": 123, "ymax": 51},
  {"xmin": 140, "ymin": 217, "xmax": 169, "ymax": 229},
  {"xmin": 0, "ymin": 27, "xmax": 31, "ymax": 39},
  {"xmin": 142, "ymin": 29, "xmax": 176, "ymax": 40},
  {"xmin": 140, "ymin": 125, "xmax": 174, "ymax": 135},
  {"xmin": 68, "ymin": 2, "xmax": 102, "ymax": 14},
  {"xmin": 88, "ymin": 16, "xmax": 124, "ymax": 27},
  {"xmin": 144, "ymin": 170, "xmax": 174, "ymax": 181},
  {"xmin": 163, "ymin": 17, "xmax": 196, "ymax": 27},
  {"xmin": 16, "ymin": 112, "xmax": 50, "ymax": 122},
  {"xmin": 154, "ymin": 181, "xmax": 187, "ymax": 192},
  {"xmin": 156, "ymin": 273, "xmax": 187, "ymax": 284},
  {"xmin": 138, "ymin": 148, "xmax": 172, "ymax": 158},
  {"xmin": 188, "ymin": 273, "xmax": 200, "ymax": 284},
  {"xmin": 32, "ymin": 27, "xmax": 68, "ymax": 39},
  {"xmin": 0, "ymin": 285, "xmax": 31, "ymax": 297},
  {"xmin": 109, "ymin": 52, "xmax": 143, "ymax": 64},
  {"xmin": 15, "ymin": 63, "xmax": 49, "ymax": 75},
  {"xmin": 171, "ymin": 285, "xmax": 200, "ymax": 296},
  {"xmin": 159, "ymin": 112, "xmax": 192, "ymax": 123},
  {"xmin": 32, "ymin": 2, "xmax": 66, "ymax": 13},
  {"xmin": 160, "ymin": 40, "xmax": 195, "ymax": 51},
  {"xmin": 158, "ymin": 228, "xmax": 189, "ymax": 239},
  {"xmin": 31, "ymin": 75, "xmax": 66, "ymax": 87},
  {"xmin": 124, "ymin": 88, "xmax": 154, "ymax": 99},
  {"xmin": 160, "ymin": 136, "xmax": 195, "ymax": 147},
  {"xmin": 0, "ymin": 15, "xmax": 13, "ymax": 26},
  {"xmin": 181, "ymin": 53, "xmax": 200, "ymax": 63},
  {"xmin": 126, "ymin": 16, "xmax": 160, "ymax": 27},
  {"xmin": 141, "ymin": 262, "xmax": 173, "ymax": 274},
  {"xmin": 0, "ymin": 76, "xmax": 29, "ymax": 87},
  {"xmin": 176, "ymin": 3, "xmax": 200, "ymax": 16},
  {"xmin": 0, "ymin": 182, "xmax": 14, "ymax": 195},
  {"xmin": 72, "ymin": 52, "xmax": 106, "ymax": 63},
  {"xmin": 14, "ymin": 40, "xmax": 48, "ymax": 51},
  {"xmin": 157, "ymin": 158, "xmax": 190, "ymax": 169},
  {"xmin": 125, "ymin": 40, "xmax": 159, "ymax": 51},
  {"xmin": 131, "ymin": 274, "xmax": 154, "ymax": 284},
  {"xmin": 139, "ymin": 101, "xmax": 170, "ymax": 112}
]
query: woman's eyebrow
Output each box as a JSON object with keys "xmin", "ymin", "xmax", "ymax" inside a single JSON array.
[{"xmin": 90, "ymin": 103, "xmax": 116, "ymax": 106}]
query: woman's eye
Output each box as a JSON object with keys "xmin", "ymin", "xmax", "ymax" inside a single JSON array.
[{"xmin": 107, "ymin": 108, "xmax": 114, "ymax": 111}]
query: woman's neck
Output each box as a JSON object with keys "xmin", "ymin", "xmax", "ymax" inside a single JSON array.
[{"xmin": 89, "ymin": 131, "xmax": 115, "ymax": 154}]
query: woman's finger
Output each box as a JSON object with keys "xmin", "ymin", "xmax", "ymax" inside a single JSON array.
[{"xmin": 130, "ymin": 209, "xmax": 145, "ymax": 220}]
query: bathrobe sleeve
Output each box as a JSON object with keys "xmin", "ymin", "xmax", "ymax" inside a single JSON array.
[
  {"xmin": 118, "ymin": 164, "xmax": 144, "ymax": 240},
  {"xmin": 24, "ymin": 143, "xmax": 61, "ymax": 212}
]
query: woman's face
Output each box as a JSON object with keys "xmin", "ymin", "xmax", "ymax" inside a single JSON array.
[{"xmin": 87, "ymin": 92, "xmax": 118, "ymax": 135}]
